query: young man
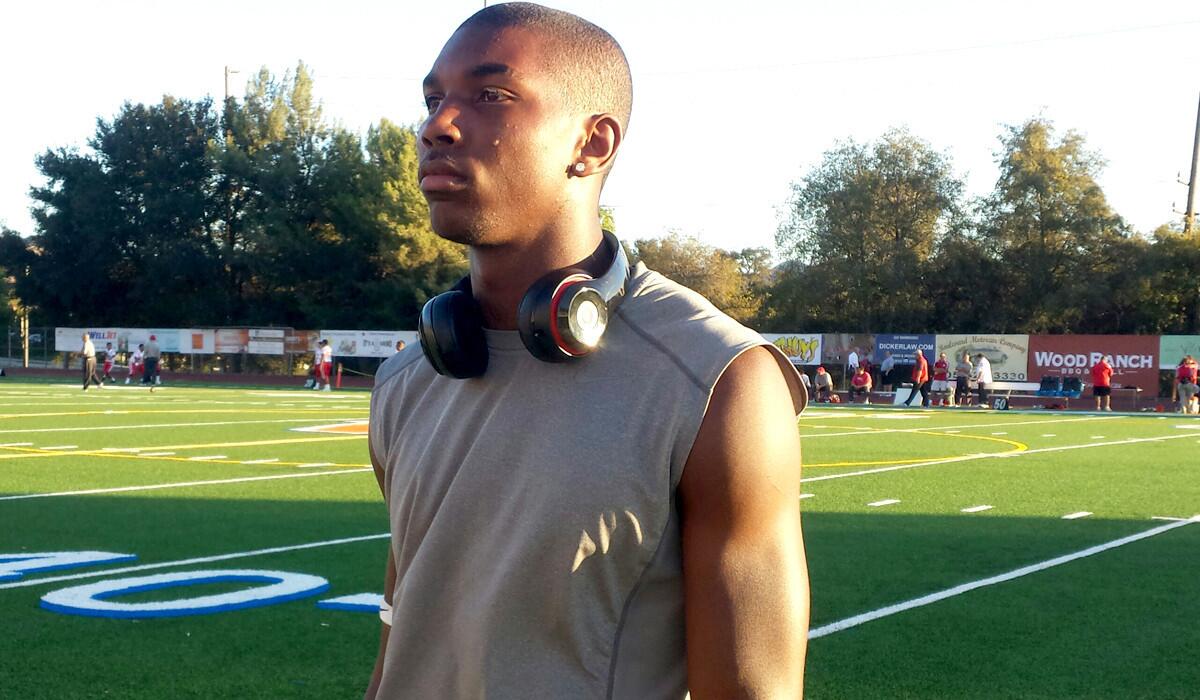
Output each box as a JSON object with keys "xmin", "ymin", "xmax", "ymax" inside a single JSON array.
[
  {"xmin": 1175, "ymin": 355, "xmax": 1198, "ymax": 413},
  {"xmin": 314, "ymin": 339, "xmax": 333, "ymax": 391},
  {"xmin": 903, "ymin": 348, "xmax": 931, "ymax": 407},
  {"xmin": 80, "ymin": 333, "xmax": 103, "ymax": 391},
  {"xmin": 813, "ymin": 365, "xmax": 834, "ymax": 402},
  {"xmin": 850, "ymin": 365, "xmax": 873, "ymax": 404},
  {"xmin": 143, "ymin": 334, "xmax": 160, "ymax": 391},
  {"xmin": 101, "ymin": 342, "xmax": 117, "ymax": 383},
  {"xmin": 366, "ymin": 5, "xmax": 808, "ymax": 699},
  {"xmin": 126, "ymin": 344, "xmax": 145, "ymax": 385},
  {"xmin": 955, "ymin": 351, "xmax": 973, "ymax": 406},
  {"xmin": 879, "ymin": 350, "xmax": 895, "ymax": 392},
  {"xmin": 1091, "ymin": 355, "xmax": 1113, "ymax": 411},
  {"xmin": 974, "ymin": 352, "xmax": 992, "ymax": 406},
  {"xmin": 931, "ymin": 351, "xmax": 950, "ymax": 406}
]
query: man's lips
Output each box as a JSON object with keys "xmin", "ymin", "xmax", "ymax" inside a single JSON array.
[
  {"xmin": 419, "ymin": 160, "xmax": 469, "ymax": 194},
  {"xmin": 419, "ymin": 174, "xmax": 468, "ymax": 193}
]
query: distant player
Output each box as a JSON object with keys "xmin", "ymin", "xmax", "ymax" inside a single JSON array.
[
  {"xmin": 126, "ymin": 344, "xmax": 145, "ymax": 385},
  {"xmin": 314, "ymin": 339, "xmax": 333, "ymax": 391},
  {"xmin": 849, "ymin": 365, "xmax": 873, "ymax": 403},
  {"xmin": 973, "ymin": 352, "xmax": 992, "ymax": 406},
  {"xmin": 931, "ymin": 352, "xmax": 951, "ymax": 406},
  {"xmin": 1091, "ymin": 355, "xmax": 1113, "ymax": 412},
  {"xmin": 102, "ymin": 342, "xmax": 116, "ymax": 383}
]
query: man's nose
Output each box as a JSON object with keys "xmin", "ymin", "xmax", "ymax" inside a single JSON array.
[{"xmin": 420, "ymin": 104, "xmax": 461, "ymax": 147}]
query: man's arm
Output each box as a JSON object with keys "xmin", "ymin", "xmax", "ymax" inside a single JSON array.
[
  {"xmin": 364, "ymin": 440, "xmax": 394, "ymax": 700},
  {"xmin": 679, "ymin": 346, "xmax": 808, "ymax": 699}
]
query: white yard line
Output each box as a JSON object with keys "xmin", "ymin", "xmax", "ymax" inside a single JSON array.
[
  {"xmin": 186, "ymin": 455, "xmax": 227, "ymax": 461},
  {"xmin": 241, "ymin": 458, "xmax": 280, "ymax": 464},
  {"xmin": 867, "ymin": 499, "xmax": 900, "ymax": 507},
  {"xmin": 808, "ymin": 516, "xmax": 1200, "ymax": 640},
  {"xmin": 799, "ymin": 493, "xmax": 815, "ymax": 500},
  {"xmin": 0, "ymin": 531, "xmax": 389, "ymax": 591},
  {"xmin": 0, "ymin": 468, "xmax": 372, "ymax": 502},
  {"xmin": 802, "ymin": 432, "xmax": 1199, "ymax": 483},
  {"xmin": 0, "ymin": 442, "xmax": 33, "ymax": 447},
  {"xmin": 138, "ymin": 452, "xmax": 176, "ymax": 457},
  {"xmin": 961, "ymin": 505, "xmax": 994, "ymax": 513},
  {"xmin": 0, "ymin": 418, "xmax": 362, "ymax": 435},
  {"xmin": 1062, "ymin": 511, "xmax": 1093, "ymax": 520},
  {"xmin": 296, "ymin": 462, "xmax": 336, "ymax": 469},
  {"xmin": 801, "ymin": 415, "xmax": 1117, "ymax": 439}
]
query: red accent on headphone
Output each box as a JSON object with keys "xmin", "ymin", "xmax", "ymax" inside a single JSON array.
[{"xmin": 548, "ymin": 274, "xmax": 590, "ymax": 357}]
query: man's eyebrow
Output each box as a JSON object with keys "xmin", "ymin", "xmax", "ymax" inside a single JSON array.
[
  {"xmin": 422, "ymin": 63, "xmax": 515, "ymax": 92},
  {"xmin": 470, "ymin": 62, "xmax": 515, "ymax": 79}
]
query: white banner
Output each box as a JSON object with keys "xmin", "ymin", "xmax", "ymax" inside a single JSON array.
[
  {"xmin": 760, "ymin": 333, "xmax": 823, "ymax": 365},
  {"xmin": 318, "ymin": 330, "xmax": 418, "ymax": 358},
  {"xmin": 56, "ymin": 328, "xmax": 215, "ymax": 354}
]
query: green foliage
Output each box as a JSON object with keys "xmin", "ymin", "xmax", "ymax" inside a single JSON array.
[
  {"xmin": 634, "ymin": 233, "xmax": 762, "ymax": 323},
  {"xmin": 3, "ymin": 64, "xmax": 466, "ymax": 329}
]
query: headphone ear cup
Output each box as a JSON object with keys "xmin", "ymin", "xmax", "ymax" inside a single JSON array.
[
  {"xmin": 517, "ymin": 273, "xmax": 578, "ymax": 362},
  {"xmin": 419, "ymin": 290, "xmax": 488, "ymax": 378}
]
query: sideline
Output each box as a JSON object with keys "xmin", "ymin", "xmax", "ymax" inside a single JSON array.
[
  {"xmin": 809, "ymin": 516, "xmax": 1200, "ymax": 639},
  {"xmin": 0, "ymin": 531, "xmax": 389, "ymax": 591},
  {"xmin": 0, "ymin": 467, "xmax": 373, "ymax": 502}
]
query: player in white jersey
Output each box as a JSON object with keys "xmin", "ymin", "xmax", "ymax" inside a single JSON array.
[
  {"xmin": 125, "ymin": 344, "xmax": 145, "ymax": 385},
  {"xmin": 102, "ymin": 343, "xmax": 117, "ymax": 383},
  {"xmin": 315, "ymin": 339, "xmax": 333, "ymax": 391}
]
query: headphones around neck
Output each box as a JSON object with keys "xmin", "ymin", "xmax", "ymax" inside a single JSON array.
[{"xmin": 418, "ymin": 230, "xmax": 630, "ymax": 379}]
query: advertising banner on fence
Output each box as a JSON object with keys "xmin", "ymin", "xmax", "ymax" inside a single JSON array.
[
  {"xmin": 56, "ymin": 328, "xmax": 214, "ymax": 354},
  {"xmin": 760, "ymin": 333, "xmax": 822, "ymax": 365},
  {"xmin": 1027, "ymin": 335, "xmax": 1159, "ymax": 393},
  {"xmin": 936, "ymin": 334, "xmax": 1030, "ymax": 382},
  {"xmin": 872, "ymin": 334, "xmax": 934, "ymax": 364},
  {"xmin": 247, "ymin": 328, "xmax": 285, "ymax": 355},
  {"xmin": 1158, "ymin": 335, "xmax": 1200, "ymax": 369},
  {"xmin": 822, "ymin": 333, "xmax": 874, "ymax": 368},
  {"xmin": 319, "ymin": 330, "xmax": 418, "ymax": 358}
]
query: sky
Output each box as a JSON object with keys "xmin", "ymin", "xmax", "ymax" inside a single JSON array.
[{"xmin": 2, "ymin": 1, "xmax": 1199, "ymax": 254}]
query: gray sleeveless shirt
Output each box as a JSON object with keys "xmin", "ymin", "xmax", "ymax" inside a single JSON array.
[{"xmin": 370, "ymin": 263, "xmax": 805, "ymax": 699}]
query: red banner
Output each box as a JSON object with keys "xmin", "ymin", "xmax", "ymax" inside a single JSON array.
[{"xmin": 1027, "ymin": 335, "xmax": 1159, "ymax": 393}]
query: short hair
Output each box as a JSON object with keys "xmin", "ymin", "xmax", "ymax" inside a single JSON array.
[{"xmin": 458, "ymin": 2, "xmax": 633, "ymax": 131}]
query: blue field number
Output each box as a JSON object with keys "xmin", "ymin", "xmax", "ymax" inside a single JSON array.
[{"xmin": 3, "ymin": 550, "xmax": 381, "ymax": 619}]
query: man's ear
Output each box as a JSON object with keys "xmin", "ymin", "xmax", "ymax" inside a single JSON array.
[{"xmin": 575, "ymin": 114, "xmax": 622, "ymax": 177}]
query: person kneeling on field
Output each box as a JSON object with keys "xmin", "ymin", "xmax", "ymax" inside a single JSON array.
[
  {"xmin": 850, "ymin": 365, "xmax": 872, "ymax": 404},
  {"xmin": 814, "ymin": 366, "xmax": 834, "ymax": 402}
]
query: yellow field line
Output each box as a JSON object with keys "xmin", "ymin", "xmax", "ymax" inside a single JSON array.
[
  {"xmin": 0, "ymin": 444, "xmax": 365, "ymax": 469},
  {"xmin": 805, "ymin": 428, "xmax": 1028, "ymax": 468}
]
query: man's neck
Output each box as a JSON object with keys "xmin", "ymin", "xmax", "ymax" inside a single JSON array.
[{"xmin": 469, "ymin": 220, "xmax": 606, "ymax": 330}]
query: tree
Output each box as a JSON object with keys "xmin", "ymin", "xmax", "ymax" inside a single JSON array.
[
  {"xmin": 775, "ymin": 129, "xmax": 963, "ymax": 331},
  {"xmin": 634, "ymin": 233, "xmax": 761, "ymax": 323},
  {"xmin": 977, "ymin": 117, "xmax": 1128, "ymax": 332}
]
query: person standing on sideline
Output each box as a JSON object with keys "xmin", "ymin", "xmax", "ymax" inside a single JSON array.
[
  {"xmin": 931, "ymin": 351, "xmax": 951, "ymax": 406},
  {"xmin": 365, "ymin": 6, "xmax": 809, "ymax": 698},
  {"xmin": 903, "ymin": 349, "xmax": 931, "ymax": 407},
  {"xmin": 126, "ymin": 343, "xmax": 145, "ymax": 385},
  {"xmin": 101, "ymin": 342, "xmax": 117, "ymax": 383},
  {"xmin": 846, "ymin": 346, "xmax": 859, "ymax": 389},
  {"xmin": 315, "ymin": 339, "xmax": 334, "ymax": 391},
  {"xmin": 955, "ymin": 352, "xmax": 973, "ymax": 406},
  {"xmin": 1175, "ymin": 356, "xmax": 1199, "ymax": 413},
  {"xmin": 879, "ymin": 351, "xmax": 895, "ymax": 392},
  {"xmin": 143, "ymin": 335, "xmax": 160, "ymax": 391},
  {"xmin": 974, "ymin": 352, "xmax": 993, "ymax": 406},
  {"xmin": 850, "ymin": 365, "xmax": 873, "ymax": 403},
  {"xmin": 1090, "ymin": 355, "xmax": 1113, "ymax": 411},
  {"xmin": 80, "ymin": 333, "xmax": 103, "ymax": 391}
]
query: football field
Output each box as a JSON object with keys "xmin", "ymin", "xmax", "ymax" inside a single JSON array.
[{"xmin": 1, "ymin": 381, "xmax": 1197, "ymax": 698}]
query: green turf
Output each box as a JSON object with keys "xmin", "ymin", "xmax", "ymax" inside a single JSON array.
[{"xmin": 1, "ymin": 383, "xmax": 1198, "ymax": 697}]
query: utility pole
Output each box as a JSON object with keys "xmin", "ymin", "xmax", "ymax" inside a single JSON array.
[
  {"xmin": 224, "ymin": 65, "xmax": 240, "ymax": 104},
  {"xmin": 1186, "ymin": 91, "xmax": 1200, "ymax": 240}
]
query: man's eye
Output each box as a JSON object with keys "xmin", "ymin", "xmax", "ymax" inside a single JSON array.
[
  {"xmin": 478, "ymin": 88, "xmax": 508, "ymax": 103},
  {"xmin": 424, "ymin": 95, "xmax": 442, "ymax": 113}
]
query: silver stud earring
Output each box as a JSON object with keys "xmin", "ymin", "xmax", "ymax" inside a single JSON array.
[{"xmin": 573, "ymin": 162, "xmax": 586, "ymax": 174}]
